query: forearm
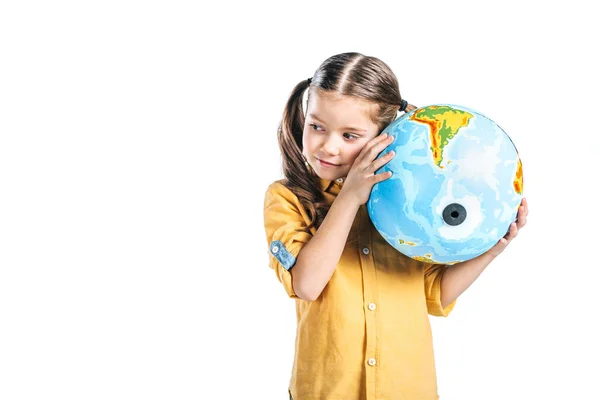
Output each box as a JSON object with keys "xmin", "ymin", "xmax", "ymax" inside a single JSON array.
[
  {"xmin": 291, "ymin": 193, "xmax": 359, "ymax": 301},
  {"xmin": 440, "ymin": 252, "xmax": 497, "ymax": 308}
]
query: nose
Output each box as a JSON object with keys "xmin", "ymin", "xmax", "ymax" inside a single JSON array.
[{"xmin": 321, "ymin": 136, "xmax": 340, "ymax": 156}]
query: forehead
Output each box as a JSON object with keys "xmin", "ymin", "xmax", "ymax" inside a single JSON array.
[{"xmin": 307, "ymin": 90, "xmax": 378, "ymax": 129}]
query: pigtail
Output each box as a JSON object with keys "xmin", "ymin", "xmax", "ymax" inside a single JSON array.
[
  {"xmin": 277, "ymin": 79, "xmax": 329, "ymax": 230},
  {"xmin": 399, "ymin": 101, "xmax": 418, "ymax": 114}
]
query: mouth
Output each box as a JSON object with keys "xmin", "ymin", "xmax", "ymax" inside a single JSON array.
[{"xmin": 317, "ymin": 158, "xmax": 340, "ymax": 167}]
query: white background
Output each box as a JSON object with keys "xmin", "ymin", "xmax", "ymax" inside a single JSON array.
[{"xmin": 1, "ymin": 1, "xmax": 598, "ymax": 399}]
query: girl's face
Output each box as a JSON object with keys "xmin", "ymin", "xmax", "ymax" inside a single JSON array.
[{"xmin": 302, "ymin": 90, "xmax": 380, "ymax": 182}]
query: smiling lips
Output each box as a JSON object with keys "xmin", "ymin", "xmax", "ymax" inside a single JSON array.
[{"xmin": 317, "ymin": 158, "xmax": 340, "ymax": 167}]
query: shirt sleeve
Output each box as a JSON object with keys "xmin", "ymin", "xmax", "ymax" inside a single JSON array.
[
  {"xmin": 423, "ymin": 263, "xmax": 456, "ymax": 317},
  {"xmin": 263, "ymin": 182, "xmax": 313, "ymax": 299}
]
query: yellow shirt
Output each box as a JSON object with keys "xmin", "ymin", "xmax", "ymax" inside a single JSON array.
[{"xmin": 263, "ymin": 177, "xmax": 456, "ymax": 400}]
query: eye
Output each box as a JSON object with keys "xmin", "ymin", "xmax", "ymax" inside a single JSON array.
[
  {"xmin": 309, "ymin": 123, "xmax": 324, "ymax": 132},
  {"xmin": 343, "ymin": 133, "xmax": 359, "ymax": 140}
]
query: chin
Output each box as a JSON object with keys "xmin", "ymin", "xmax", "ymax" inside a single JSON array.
[
  {"xmin": 310, "ymin": 161, "xmax": 346, "ymax": 181},
  {"xmin": 316, "ymin": 170, "xmax": 342, "ymax": 182}
]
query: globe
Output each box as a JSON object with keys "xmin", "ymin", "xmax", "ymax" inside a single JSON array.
[{"xmin": 366, "ymin": 104, "xmax": 523, "ymax": 264}]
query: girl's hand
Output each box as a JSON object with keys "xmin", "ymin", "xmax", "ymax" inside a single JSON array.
[
  {"xmin": 486, "ymin": 197, "xmax": 529, "ymax": 258},
  {"xmin": 339, "ymin": 133, "xmax": 395, "ymax": 207}
]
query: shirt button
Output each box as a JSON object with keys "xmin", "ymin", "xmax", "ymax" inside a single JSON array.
[
  {"xmin": 362, "ymin": 247, "xmax": 370, "ymax": 255},
  {"xmin": 368, "ymin": 303, "xmax": 376, "ymax": 311},
  {"xmin": 271, "ymin": 246, "xmax": 279, "ymax": 254},
  {"xmin": 367, "ymin": 358, "xmax": 377, "ymax": 366},
  {"xmin": 336, "ymin": 178, "xmax": 344, "ymax": 183}
]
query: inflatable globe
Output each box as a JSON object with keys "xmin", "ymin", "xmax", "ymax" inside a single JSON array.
[{"xmin": 367, "ymin": 104, "xmax": 523, "ymax": 264}]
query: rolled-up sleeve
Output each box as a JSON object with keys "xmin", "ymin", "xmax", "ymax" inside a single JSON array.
[
  {"xmin": 263, "ymin": 182, "xmax": 312, "ymax": 299},
  {"xmin": 423, "ymin": 263, "xmax": 456, "ymax": 317}
]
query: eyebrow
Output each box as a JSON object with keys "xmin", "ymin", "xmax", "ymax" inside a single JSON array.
[{"xmin": 308, "ymin": 113, "xmax": 368, "ymax": 133}]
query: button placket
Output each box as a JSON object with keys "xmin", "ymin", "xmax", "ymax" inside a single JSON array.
[{"xmin": 357, "ymin": 206, "xmax": 378, "ymax": 399}]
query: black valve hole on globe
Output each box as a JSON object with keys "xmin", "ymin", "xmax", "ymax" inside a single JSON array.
[{"xmin": 443, "ymin": 203, "xmax": 467, "ymax": 226}]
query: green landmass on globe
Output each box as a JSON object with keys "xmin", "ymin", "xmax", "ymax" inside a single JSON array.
[{"xmin": 411, "ymin": 106, "xmax": 474, "ymax": 168}]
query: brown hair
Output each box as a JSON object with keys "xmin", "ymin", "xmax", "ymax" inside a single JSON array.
[{"xmin": 276, "ymin": 52, "xmax": 413, "ymax": 230}]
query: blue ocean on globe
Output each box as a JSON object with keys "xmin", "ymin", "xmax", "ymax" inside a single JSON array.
[{"xmin": 366, "ymin": 104, "xmax": 523, "ymax": 264}]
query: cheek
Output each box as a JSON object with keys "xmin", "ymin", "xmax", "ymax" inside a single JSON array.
[
  {"xmin": 301, "ymin": 128, "xmax": 309, "ymax": 149},
  {"xmin": 346, "ymin": 145, "xmax": 364, "ymax": 162},
  {"xmin": 302, "ymin": 129, "xmax": 316, "ymax": 150}
]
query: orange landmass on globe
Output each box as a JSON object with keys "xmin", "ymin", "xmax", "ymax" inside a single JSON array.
[{"xmin": 513, "ymin": 159, "xmax": 523, "ymax": 194}]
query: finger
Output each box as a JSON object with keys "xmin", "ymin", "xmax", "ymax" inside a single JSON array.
[
  {"xmin": 517, "ymin": 217, "xmax": 527, "ymax": 229},
  {"xmin": 517, "ymin": 206, "xmax": 527, "ymax": 228},
  {"xmin": 503, "ymin": 223, "xmax": 512, "ymax": 239},
  {"xmin": 504, "ymin": 222, "xmax": 518, "ymax": 240},
  {"xmin": 364, "ymin": 134, "xmax": 394, "ymax": 165},
  {"xmin": 366, "ymin": 132, "xmax": 392, "ymax": 152},
  {"xmin": 488, "ymin": 238, "xmax": 508, "ymax": 257},
  {"xmin": 497, "ymin": 238, "xmax": 509, "ymax": 252},
  {"xmin": 368, "ymin": 149, "xmax": 395, "ymax": 172},
  {"xmin": 355, "ymin": 133, "xmax": 391, "ymax": 165},
  {"xmin": 372, "ymin": 170, "xmax": 393, "ymax": 184},
  {"xmin": 522, "ymin": 197, "xmax": 529, "ymax": 216}
]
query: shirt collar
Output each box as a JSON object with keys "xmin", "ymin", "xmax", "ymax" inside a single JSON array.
[
  {"xmin": 316, "ymin": 177, "xmax": 345, "ymax": 192},
  {"xmin": 318, "ymin": 178, "xmax": 332, "ymax": 191}
]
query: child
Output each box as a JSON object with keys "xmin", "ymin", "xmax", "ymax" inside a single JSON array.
[{"xmin": 263, "ymin": 52, "xmax": 528, "ymax": 400}]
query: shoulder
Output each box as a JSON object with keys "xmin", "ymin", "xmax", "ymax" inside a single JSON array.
[
  {"xmin": 264, "ymin": 179, "xmax": 309, "ymax": 218},
  {"xmin": 264, "ymin": 179, "xmax": 310, "ymax": 227},
  {"xmin": 264, "ymin": 179, "xmax": 298, "ymax": 205}
]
